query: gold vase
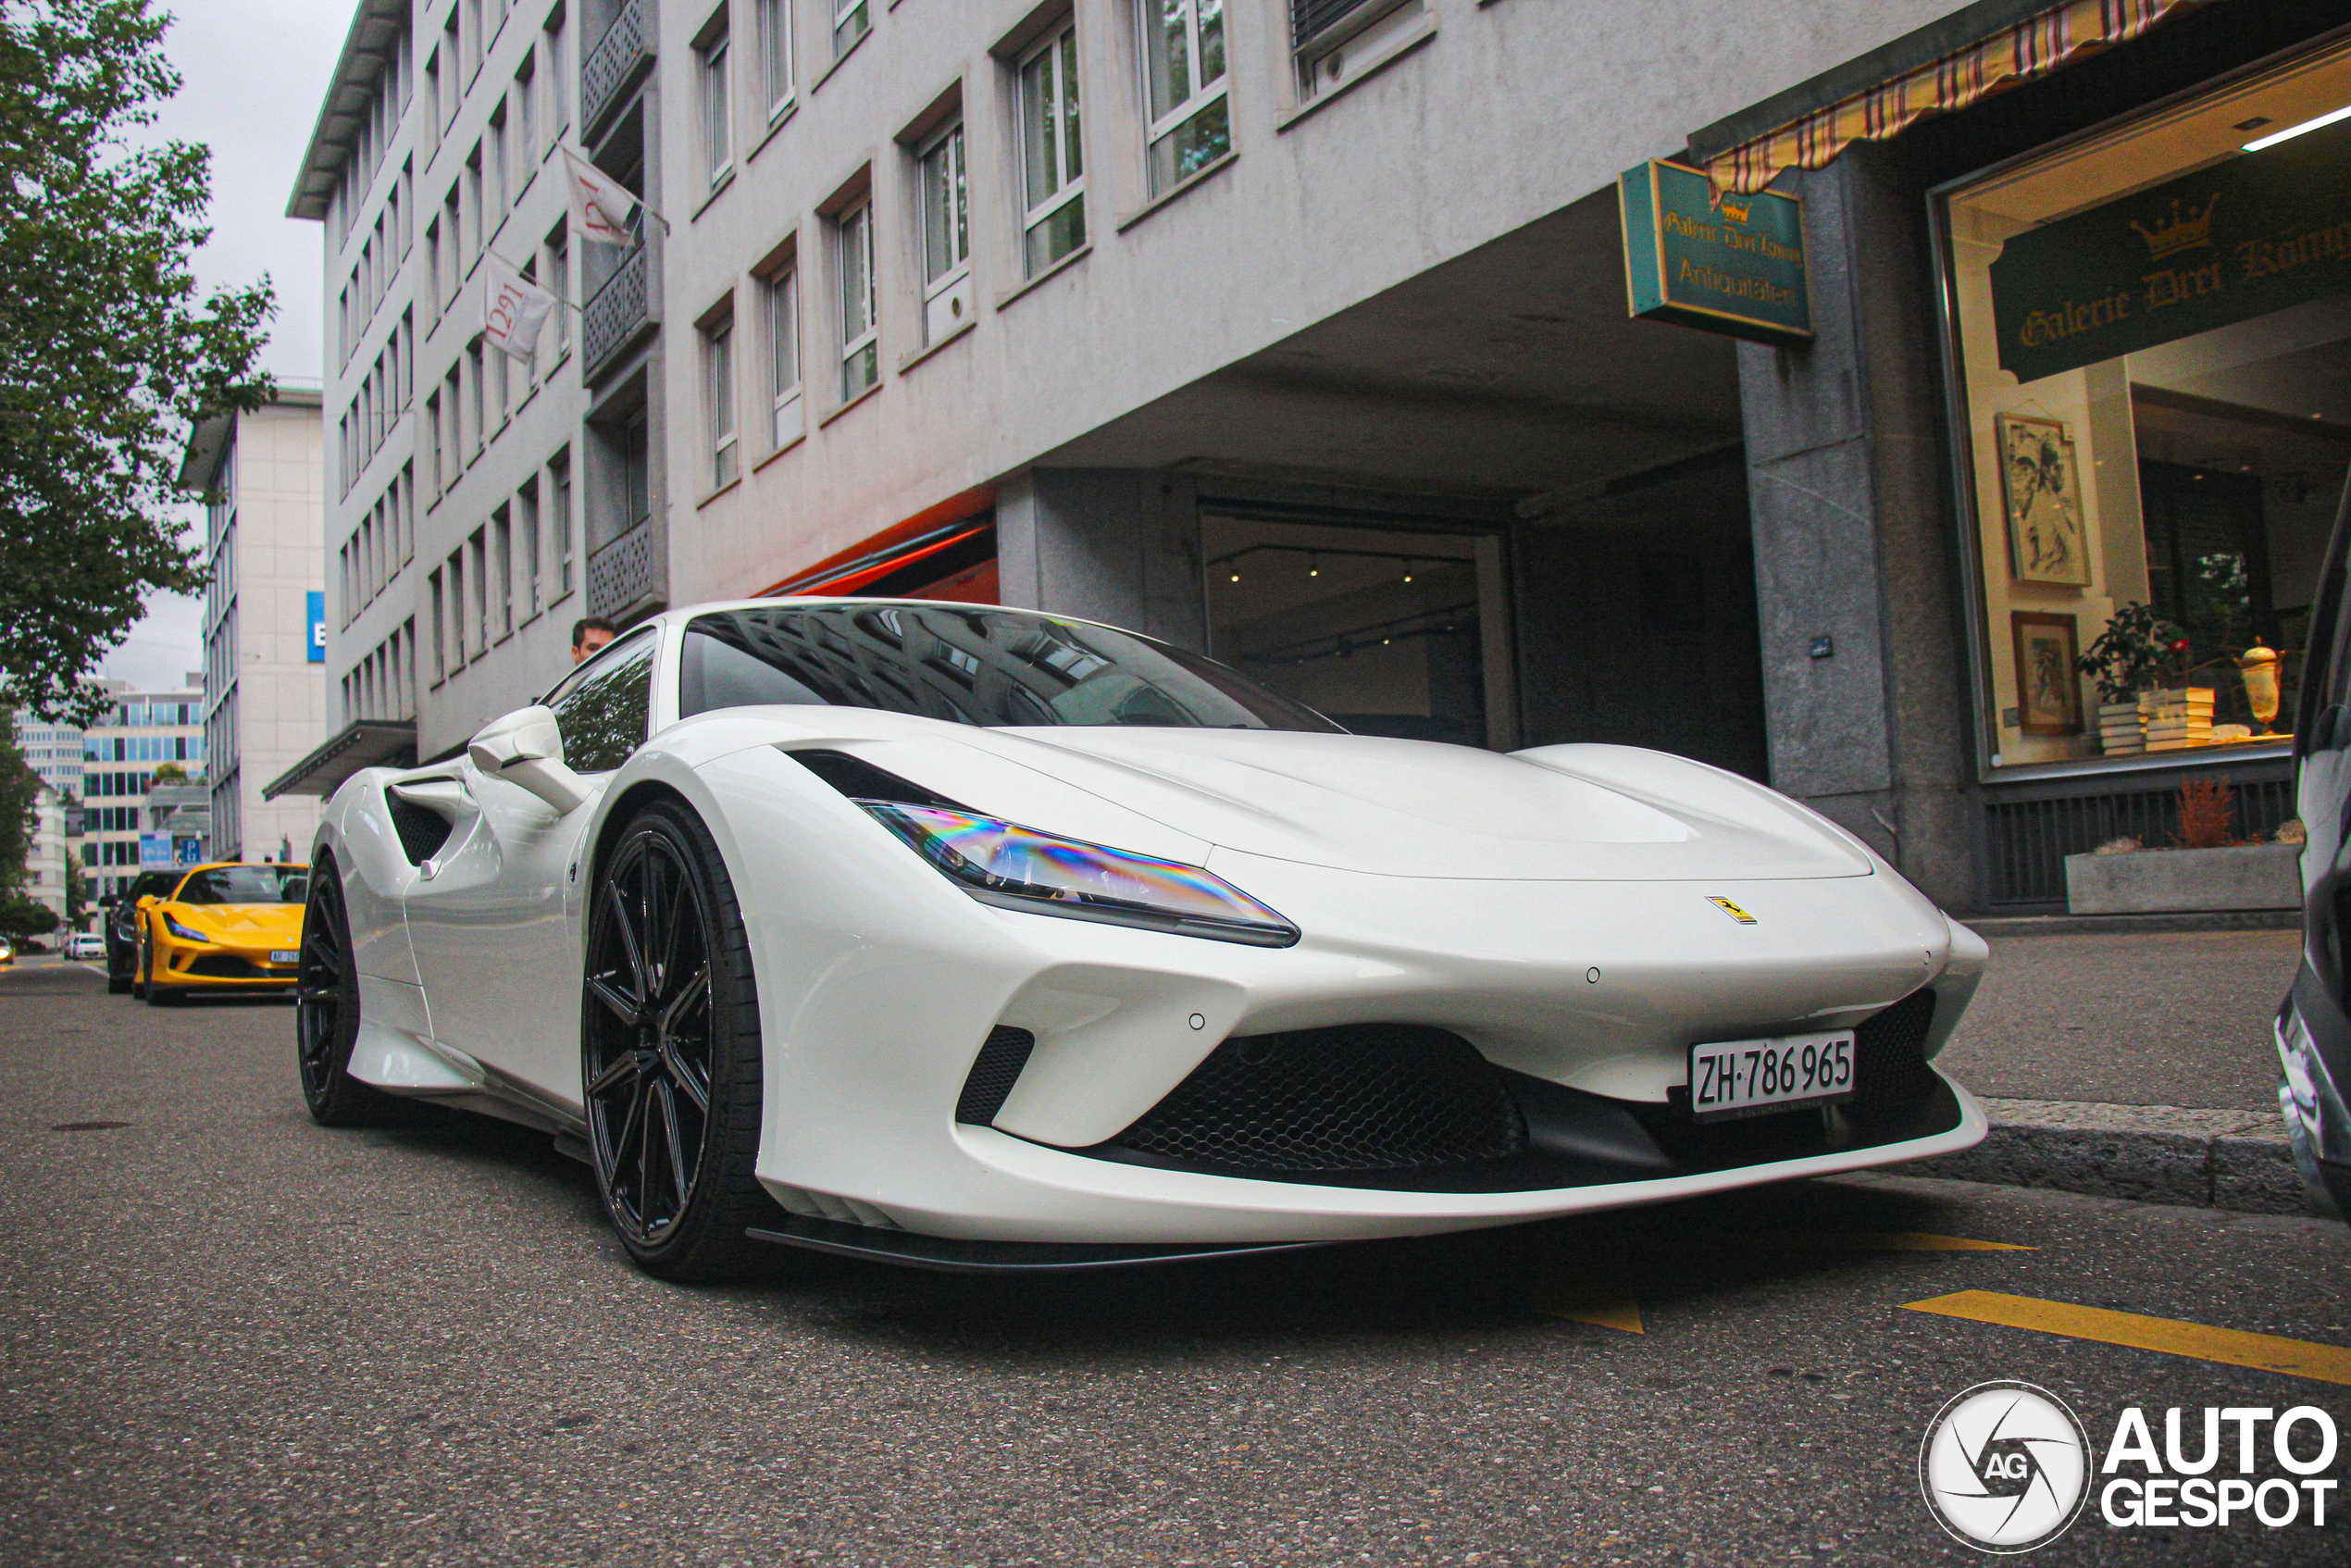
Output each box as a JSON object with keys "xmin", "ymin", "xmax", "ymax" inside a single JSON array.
[{"xmin": 2240, "ymin": 641, "xmax": 2282, "ymax": 734}]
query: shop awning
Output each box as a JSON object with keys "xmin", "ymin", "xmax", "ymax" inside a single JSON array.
[
  {"xmin": 1700, "ymin": 0, "xmax": 2212, "ymax": 196},
  {"xmin": 262, "ymin": 720, "xmax": 417, "ymax": 800}
]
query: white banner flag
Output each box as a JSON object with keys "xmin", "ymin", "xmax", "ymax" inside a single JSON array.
[
  {"xmin": 561, "ymin": 146, "xmax": 639, "ymax": 246},
  {"xmin": 481, "ymin": 255, "xmax": 556, "ymax": 362}
]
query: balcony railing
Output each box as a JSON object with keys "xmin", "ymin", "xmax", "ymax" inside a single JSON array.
[
  {"xmin": 588, "ymin": 518, "xmax": 661, "ymax": 622},
  {"xmin": 581, "ymin": 245, "xmax": 650, "ymax": 380},
  {"xmin": 581, "ymin": 0, "xmax": 653, "ymax": 140}
]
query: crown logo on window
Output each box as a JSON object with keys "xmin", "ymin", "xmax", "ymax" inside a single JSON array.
[
  {"xmin": 2129, "ymin": 195, "xmax": 2219, "ymax": 260},
  {"xmin": 1716, "ymin": 195, "xmax": 1756, "ymax": 224}
]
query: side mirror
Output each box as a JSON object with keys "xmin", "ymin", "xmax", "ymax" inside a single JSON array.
[
  {"xmin": 99, "ymin": 894, "xmax": 118, "ymax": 909},
  {"xmin": 468, "ymin": 704, "xmax": 591, "ymax": 815}
]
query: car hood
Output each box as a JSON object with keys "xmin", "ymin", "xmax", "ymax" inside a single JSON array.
[
  {"xmin": 165, "ymin": 902, "xmax": 304, "ymax": 940},
  {"xmin": 700, "ymin": 709, "xmax": 1872, "ymax": 882}
]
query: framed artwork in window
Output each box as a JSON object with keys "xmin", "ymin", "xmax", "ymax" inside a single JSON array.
[
  {"xmin": 2011, "ymin": 611, "xmax": 2084, "ymax": 737},
  {"xmin": 1996, "ymin": 413, "xmax": 2092, "ymax": 586}
]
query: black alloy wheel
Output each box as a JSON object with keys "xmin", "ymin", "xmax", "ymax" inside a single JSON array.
[
  {"xmin": 582, "ymin": 800, "xmax": 772, "ymax": 1282},
  {"xmin": 296, "ymin": 858, "xmax": 402, "ymax": 1126}
]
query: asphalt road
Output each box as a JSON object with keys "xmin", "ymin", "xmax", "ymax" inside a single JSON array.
[
  {"xmin": 3, "ymin": 957, "xmax": 2346, "ymax": 1567},
  {"xmin": 1937, "ymin": 930, "xmax": 2300, "ymax": 1112}
]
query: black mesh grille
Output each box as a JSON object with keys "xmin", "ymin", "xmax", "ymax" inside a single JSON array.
[
  {"xmin": 1109, "ymin": 1025, "xmax": 1526, "ymax": 1173},
  {"xmin": 391, "ymin": 799, "xmax": 453, "ymax": 865},
  {"xmin": 955, "ymin": 1027, "xmax": 1037, "ymax": 1126},
  {"xmin": 1852, "ymin": 989, "xmax": 1939, "ymax": 1112},
  {"xmin": 186, "ymin": 953, "xmax": 277, "ymax": 979}
]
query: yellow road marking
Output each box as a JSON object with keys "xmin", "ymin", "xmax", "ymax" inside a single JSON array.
[
  {"xmin": 1904, "ymin": 1290, "xmax": 2351, "ymax": 1387},
  {"xmin": 1750, "ymin": 1232, "xmax": 2034, "ymax": 1252},
  {"xmin": 1543, "ymin": 1288, "xmax": 1645, "ymax": 1334}
]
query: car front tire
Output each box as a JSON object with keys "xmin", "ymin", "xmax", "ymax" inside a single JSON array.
[
  {"xmin": 296, "ymin": 857, "xmax": 404, "ymax": 1126},
  {"xmin": 581, "ymin": 799, "xmax": 775, "ymax": 1283}
]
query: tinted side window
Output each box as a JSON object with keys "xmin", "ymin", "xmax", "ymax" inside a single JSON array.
[{"xmin": 546, "ymin": 632, "xmax": 656, "ymax": 773}]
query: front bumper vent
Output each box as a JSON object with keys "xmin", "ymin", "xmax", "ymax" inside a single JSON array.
[
  {"xmin": 1105, "ymin": 1024, "xmax": 1528, "ymax": 1173},
  {"xmin": 955, "ymin": 1027, "xmax": 1037, "ymax": 1126}
]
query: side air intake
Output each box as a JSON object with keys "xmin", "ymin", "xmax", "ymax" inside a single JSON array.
[
  {"xmin": 954, "ymin": 1027, "xmax": 1038, "ymax": 1126},
  {"xmin": 1851, "ymin": 989, "xmax": 1939, "ymax": 1112}
]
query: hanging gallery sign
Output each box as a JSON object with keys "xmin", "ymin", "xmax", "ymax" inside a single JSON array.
[
  {"xmin": 1989, "ymin": 114, "xmax": 2351, "ymax": 382},
  {"xmin": 1619, "ymin": 160, "xmax": 1812, "ymax": 344}
]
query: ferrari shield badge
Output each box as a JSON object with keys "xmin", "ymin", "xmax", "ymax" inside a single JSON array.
[{"xmin": 1707, "ymin": 896, "xmax": 1758, "ymax": 925}]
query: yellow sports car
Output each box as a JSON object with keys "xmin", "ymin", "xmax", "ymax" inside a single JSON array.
[{"xmin": 133, "ymin": 862, "xmax": 311, "ymax": 1004}]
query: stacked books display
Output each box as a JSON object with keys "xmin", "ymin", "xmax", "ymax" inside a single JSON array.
[
  {"xmin": 2096, "ymin": 701, "xmax": 2146, "ymax": 755},
  {"xmin": 2143, "ymin": 688, "xmax": 2216, "ymax": 752}
]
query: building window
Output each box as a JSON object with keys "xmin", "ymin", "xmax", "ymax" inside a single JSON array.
[
  {"xmin": 547, "ymin": 225, "xmax": 570, "ymax": 359},
  {"xmin": 699, "ymin": 19, "xmax": 732, "ymax": 191},
  {"xmin": 469, "ymin": 528, "xmax": 489, "ymax": 660},
  {"xmin": 492, "ymin": 504, "xmax": 514, "ymax": 640},
  {"xmin": 832, "ymin": 0, "xmax": 868, "ymax": 59},
  {"xmin": 467, "ymin": 340, "xmax": 486, "ymax": 455},
  {"xmin": 917, "ymin": 120, "xmax": 971, "ymax": 343},
  {"xmin": 1936, "ymin": 60, "xmax": 2351, "ymax": 774},
  {"xmin": 765, "ymin": 263, "xmax": 802, "ymax": 447},
  {"xmin": 520, "ymin": 477, "xmax": 541, "ymax": 617},
  {"xmin": 447, "ymin": 547, "xmax": 466, "ymax": 665},
  {"xmin": 1291, "ymin": 0, "xmax": 1417, "ymax": 99},
  {"xmin": 553, "ymin": 451, "xmax": 575, "ymax": 597},
  {"xmin": 1018, "ymin": 23, "xmax": 1085, "ymax": 276},
  {"xmin": 759, "ymin": 0, "xmax": 794, "ymax": 121},
  {"xmin": 515, "ymin": 50, "xmax": 536, "ymax": 167},
  {"xmin": 543, "ymin": 7, "xmax": 568, "ymax": 134},
  {"xmin": 1139, "ymin": 0, "xmax": 1228, "ymax": 196},
  {"xmin": 704, "ymin": 312, "xmax": 738, "ymax": 488},
  {"xmin": 491, "ymin": 101, "xmax": 509, "ymax": 218},
  {"xmin": 837, "ymin": 198, "xmax": 877, "ymax": 401}
]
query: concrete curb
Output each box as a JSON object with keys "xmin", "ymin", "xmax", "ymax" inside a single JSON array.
[
  {"xmin": 1966, "ymin": 910, "xmax": 2299, "ymax": 937},
  {"xmin": 1909, "ymin": 1097, "xmax": 2308, "ymax": 1215}
]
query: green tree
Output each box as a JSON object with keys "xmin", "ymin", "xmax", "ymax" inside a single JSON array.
[
  {"xmin": 0, "ymin": 708, "xmax": 39, "ymax": 904},
  {"xmin": 0, "ymin": 0, "xmax": 271, "ymax": 726}
]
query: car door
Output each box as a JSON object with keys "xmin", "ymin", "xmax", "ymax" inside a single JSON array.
[{"xmin": 404, "ymin": 628, "xmax": 659, "ymax": 1106}]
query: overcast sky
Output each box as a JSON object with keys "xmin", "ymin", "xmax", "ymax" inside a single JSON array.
[{"xmin": 101, "ymin": 2, "xmax": 348, "ymax": 691}]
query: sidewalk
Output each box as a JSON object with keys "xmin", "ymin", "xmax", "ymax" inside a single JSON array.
[{"xmin": 1919, "ymin": 927, "xmax": 2311, "ymax": 1213}]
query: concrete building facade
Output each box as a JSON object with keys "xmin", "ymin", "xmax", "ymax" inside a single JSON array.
[
  {"xmin": 12, "ymin": 714, "xmax": 87, "ymax": 801},
  {"xmin": 181, "ymin": 388, "xmax": 330, "ymax": 865},
  {"xmin": 79, "ymin": 681, "xmax": 205, "ymax": 902},
  {"xmin": 286, "ymin": 0, "xmax": 2351, "ymax": 912}
]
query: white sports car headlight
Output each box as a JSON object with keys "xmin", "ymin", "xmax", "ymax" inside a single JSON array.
[{"xmin": 856, "ymin": 801, "xmax": 1299, "ymax": 947}]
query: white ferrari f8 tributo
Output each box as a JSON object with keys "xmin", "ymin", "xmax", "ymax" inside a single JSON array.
[{"xmin": 299, "ymin": 600, "xmax": 1989, "ymax": 1279}]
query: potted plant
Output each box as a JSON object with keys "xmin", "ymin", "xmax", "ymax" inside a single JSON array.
[{"xmin": 2076, "ymin": 603, "xmax": 2196, "ymax": 755}]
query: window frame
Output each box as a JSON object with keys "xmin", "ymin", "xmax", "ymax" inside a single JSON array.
[
  {"xmin": 836, "ymin": 198, "xmax": 879, "ymax": 402},
  {"xmin": 1137, "ymin": 0, "xmax": 1231, "ymax": 196},
  {"xmin": 703, "ymin": 308, "xmax": 739, "ymax": 489},
  {"xmin": 698, "ymin": 20, "xmax": 733, "ymax": 192},
  {"xmin": 759, "ymin": 0, "xmax": 795, "ymax": 122},
  {"xmin": 917, "ymin": 118, "xmax": 972, "ymax": 323},
  {"xmin": 1016, "ymin": 22, "xmax": 1086, "ymax": 277},
  {"xmin": 762, "ymin": 260, "xmax": 802, "ymax": 448},
  {"xmin": 833, "ymin": 0, "xmax": 870, "ymax": 60}
]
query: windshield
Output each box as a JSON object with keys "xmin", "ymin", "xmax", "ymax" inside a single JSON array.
[
  {"xmin": 174, "ymin": 865, "xmax": 310, "ymax": 905},
  {"xmin": 679, "ymin": 604, "xmax": 1342, "ymax": 731}
]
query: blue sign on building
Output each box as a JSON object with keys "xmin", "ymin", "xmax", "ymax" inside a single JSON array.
[{"xmin": 306, "ymin": 591, "xmax": 326, "ymax": 662}]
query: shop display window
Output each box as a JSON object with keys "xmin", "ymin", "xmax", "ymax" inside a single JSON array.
[{"xmin": 1938, "ymin": 41, "xmax": 2351, "ymax": 772}]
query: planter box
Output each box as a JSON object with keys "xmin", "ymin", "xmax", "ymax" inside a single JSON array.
[{"xmin": 2064, "ymin": 842, "xmax": 2303, "ymax": 915}]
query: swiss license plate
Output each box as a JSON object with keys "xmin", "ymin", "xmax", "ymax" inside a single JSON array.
[
  {"xmin": 270, "ymin": 951, "xmax": 299, "ymax": 964},
  {"xmin": 1688, "ymin": 1032, "xmax": 1856, "ymax": 1122}
]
